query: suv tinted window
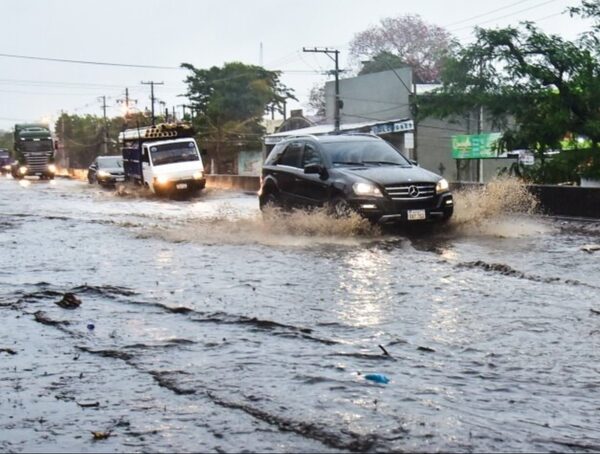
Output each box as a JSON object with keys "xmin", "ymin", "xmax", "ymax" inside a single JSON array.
[
  {"xmin": 322, "ymin": 140, "xmax": 411, "ymax": 166},
  {"xmin": 278, "ymin": 142, "xmax": 303, "ymax": 168},
  {"xmin": 302, "ymin": 143, "xmax": 322, "ymax": 167}
]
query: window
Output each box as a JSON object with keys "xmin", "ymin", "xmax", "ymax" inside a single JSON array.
[
  {"xmin": 302, "ymin": 143, "xmax": 322, "ymax": 167},
  {"xmin": 278, "ymin": 142, "xmax": 303, "ymax": 168}
]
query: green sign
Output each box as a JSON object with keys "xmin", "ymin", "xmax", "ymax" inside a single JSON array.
[{"xmin": 452, "ymin": 133, "xmax": 502, "ymax": 159}]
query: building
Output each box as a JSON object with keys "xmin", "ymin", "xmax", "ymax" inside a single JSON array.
[{"xmin": 265, "ymin": 68, "xmax": 510, "ymax": 182}]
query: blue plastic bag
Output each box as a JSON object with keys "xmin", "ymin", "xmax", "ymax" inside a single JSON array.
[{"xmin": 364, "ymin": 373, "xmax": 390, "ymax": 384}]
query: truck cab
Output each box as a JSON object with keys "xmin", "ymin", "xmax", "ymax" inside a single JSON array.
[
  {"xmin": 120, "ymin": 123, "xmax": 206, "ymax": 196},
  {"xmin": 11, "ymin": 124, "xmax": 56, "ymax": 180},
  {"xmin": 141, "ymin": 137, "xmax": 205, "ymax": 194}
]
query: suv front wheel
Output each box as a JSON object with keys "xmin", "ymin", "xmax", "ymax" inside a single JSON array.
[{"xmin": 260, "ymin": 192, "xmax": 280, "ymax": 211}]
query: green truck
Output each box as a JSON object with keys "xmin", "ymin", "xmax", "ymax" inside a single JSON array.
[{"xmin": 11, "ymin": 123, "xmax": 57, "ymax": 179}]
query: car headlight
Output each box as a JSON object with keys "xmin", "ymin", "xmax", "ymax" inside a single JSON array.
[
  {"xmin": 155, "ymin": 175, "xmax": 170, "ymax": 185},
  {"xmin": 352, "ymin": 182, "xmax": 383, "ymax": 197},
  {"xmin": 193, "ymin": 171, "xmax": 204, "ymax": 180},
  {"xmin": 2, "ymin": 165, "xmax": 10, "ymax": 171},
  {"xmin": 19, "ymin": 166, "xmax": 28, "ymax": 174},
  {"xmin": 97, "ymin": 170, "xmax": 111, "ymax": 178},
  {"xmin": 436, "ymin": 178, "xmax": 449, "ymax": 194},
  {"xmin": 47, "ymin": 164, "xmax": 57, "ymax": 173}
]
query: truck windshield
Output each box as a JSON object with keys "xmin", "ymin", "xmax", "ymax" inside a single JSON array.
[
  {"xmin": 150, "ymin": 141, "xmax": 199, "ymax": 166},
  {"xmin": 21, "ymin": 139, "xmax": 53, "ymax": 153}
]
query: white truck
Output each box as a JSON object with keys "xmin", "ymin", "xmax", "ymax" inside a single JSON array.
[{"xmin": 119, "ymin": 123, "xmax": 206, "ymax": 196}]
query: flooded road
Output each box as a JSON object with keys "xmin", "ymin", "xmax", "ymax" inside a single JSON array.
[{"xmin": 1, "ymin": 176, "xmax": 599, "ymax": 452}]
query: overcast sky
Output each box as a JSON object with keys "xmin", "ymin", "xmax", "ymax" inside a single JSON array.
[{"xmin": 0, "ymin": 0, "xmax": 591, "ymax": 131}]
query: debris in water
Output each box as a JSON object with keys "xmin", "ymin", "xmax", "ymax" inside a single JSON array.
[
  {"xmin": 417, "ymin": 346, "xmax": 436, "ymax": 353},
  {"xmin": 87, "ymin": 321, "xmax": 95, "ymax": 331},
  {"xmin": 0, "ymin": 348, "xmax": 17, "ymax": 355},
  {"xmin": 91, "ymin": 431, "xmax": 111, "ymax": 440},
  {"xmin": 378, "ymin": 344, "xmax": 391, "ymax": 357},
  {"xmin": 77, "ymin": 401, "xmax": 100, "ymax": 408},
  {"xmin": 581, "ymin": 244, "xmax": 600, "ymax": 253},
  {"xmin": 55, "ymin": 293, "xmax": 81, "ymax": 309},
  {"xmin": 590, "ymin": 308, "xmax": 600, "ymax": 316},
  {"xmin": 364, "ymin": 373, "xmax": 390, "ymax": 384}
]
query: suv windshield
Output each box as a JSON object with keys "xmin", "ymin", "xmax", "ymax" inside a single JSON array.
[
  {"xmin": 323, "ymin": 140, "xmax": 411, "ymax": 167},
  {"xmin": 150, "ymin": 141, "xmax": 199, "ymax": 166},
  {"xmin": 98, "ymin": 157, "xmax": 122, "ymax": 168}
]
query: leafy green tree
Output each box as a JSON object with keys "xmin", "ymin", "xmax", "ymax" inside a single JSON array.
[
  {"xmin": 55, "ymin": 112, "xmax": 153, "ymax": 168},
  {"xmin": 419, "ymin": 5, "xmax": 600, "ymax": 183},
  {"xmin": 0, "ymin": 131, "xmax": 12, "ymax": 150},
  {"xmin": 181, "ymin": 62, "xmax": 296, "ymax": 172}
]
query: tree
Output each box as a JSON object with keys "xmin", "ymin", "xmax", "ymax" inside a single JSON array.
[
  {"xmin": 0, "ymin": 131, "xmax": 12, "ymax": 150},
  {"xmin": 54, "ymin": 112, "xmax": 153, "ymax": 168},
  {"xmin": 349, "ymin": 14, "xmax": 454, "ymax": 83},
  {"xmin": 308, "ymin": 83, "xmax": 326, "ymax": 117},
  {"xmin": 181, "ymin": 62, "xmax": 296, "ymax": 172},
  {"xmin": 358, "ymin": 51, "xmax": 410, "ymax": 76},
  {"xmin": 419, "ymin": 6, "xmax": 600, "ymax": 183}
]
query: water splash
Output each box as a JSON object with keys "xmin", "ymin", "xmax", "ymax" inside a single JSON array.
[
  {"xmin": 449, "ymin": 177, "xmax": 546, "ymax": 237},
  {"xmin": 154, "ymin": 206, "xmax": 381, "ymax": 247}
]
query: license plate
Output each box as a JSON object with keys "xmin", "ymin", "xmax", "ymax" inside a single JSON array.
[
  {"xmin": 176, "ymin": 183, "xmax": 188, "ymax": 190},
  {"xmin": 115, "ymin": 177, "xmax": 124, "ymax": 182},
  {"xmin": 407, "ymin": 209, "xmax": 426, "ymax": 220}
]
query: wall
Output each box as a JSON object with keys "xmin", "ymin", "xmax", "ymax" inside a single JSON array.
[
  {"xmin": 206, "ymin": 175, "xmax": 259, "ymax": 192},
  {"xmin": 325, "ymin": 68, "xmax": 413, "ymax": 124}
]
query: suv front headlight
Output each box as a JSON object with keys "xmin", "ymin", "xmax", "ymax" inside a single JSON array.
[
  {"xmin": 353, "ymin": 182, "xmax": 383, "ymax": 197},
  {"xmin": 436, "ymin": 178, "xmax": 449, "ymax": 194},
  {"xmin": 97, "ymin": 170, "xmax": 110, "ymax": 178}
]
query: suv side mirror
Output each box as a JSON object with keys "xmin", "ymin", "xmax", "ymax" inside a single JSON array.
[{"xmin": 304, "ymin": 163, "xmax": 327, "ymax": 178}]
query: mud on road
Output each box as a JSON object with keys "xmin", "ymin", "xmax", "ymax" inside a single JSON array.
[{"xmin": 1, "ymin": 177, "xmax": 599, "ymax": 452}]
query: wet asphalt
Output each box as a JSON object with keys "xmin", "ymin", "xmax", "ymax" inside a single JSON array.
[{"xmin": 0, "ymin": 176, "xmax": 599, "ymax": 452}]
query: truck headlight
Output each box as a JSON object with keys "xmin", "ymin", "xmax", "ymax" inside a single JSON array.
[
  {"xmin": 19, "ymin": 166, "xmax": 28, "ymax": 175},
  {"xmin": 155, "ymin": 175, "xmax": 170, "ymax": 185},
  {"xmin": 436, "ymin": 178, "xmax": 449, "ymax": 194},
  {"xmin": 97, "ymin": 170, "xmax": 111, "ymax": 178},
  {"xmin": 352, "ymin": 182, "xmax": 382, "ymax": 197},
  {"xmin": 193, "ymin": 171, "xmax": 204, "ymax": 180},
  {"xmin": 47, "ymin": 164, "xmax": 57, "ymax": 173}
]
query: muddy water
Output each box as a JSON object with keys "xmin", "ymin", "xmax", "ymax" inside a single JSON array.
[{"xmin": 1, "ymin": 176, "xmax": 599, "ymax": 452}]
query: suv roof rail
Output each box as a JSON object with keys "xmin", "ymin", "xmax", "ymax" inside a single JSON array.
[
  {"xmin": 334, "ymin": 132, "xmax": 378, "ymax": 137},
  {"xmin": 278, "ymin": 132, "xmax": 379, "ymax": 142}
]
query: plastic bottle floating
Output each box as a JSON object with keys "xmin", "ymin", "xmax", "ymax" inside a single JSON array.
[{"xmin": 364, "ymin": 373, "xmax": 390, "ymax": 384}]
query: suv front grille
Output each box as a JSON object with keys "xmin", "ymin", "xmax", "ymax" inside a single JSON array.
[{"xmin": 384, "ymin": 183, "xmax": 435, "ymax": 200}]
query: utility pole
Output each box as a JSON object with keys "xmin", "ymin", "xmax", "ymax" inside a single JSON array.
[
  {"xmin": 117, "ymin": 88, "xmax": 138, "ymax": 120},
  {"xmin": 99, "ymin": 95, "xmax": 109, "ymax": 155},
  {"xmin": 303, "ymin": 47, "xmax": 341, "ymax": 131},
  {"xmin": 141, "ymin": 81, "xmax": 164, "ymax": 126}
]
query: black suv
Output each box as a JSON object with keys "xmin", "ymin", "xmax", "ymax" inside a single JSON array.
[{"xmin": 259, "ymin": 134, "xmax": 453, "ymax": 223}]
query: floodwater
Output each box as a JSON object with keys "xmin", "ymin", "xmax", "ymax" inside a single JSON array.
[{"xmin": 0, "ymin": 176, "xmax": 599, "ymax": 453}]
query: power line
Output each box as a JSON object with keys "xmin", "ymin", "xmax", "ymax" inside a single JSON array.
[
  {"xmin": 444, "ymin": 0, "xmax": 539, "ymax": 27},
  {"xmin": 450, "ymin": 0, "xmax": 561, "ymax": 32},
  {"xmin": 141, "ymin": 81, "xmax": 164, "ymax": 126},
  {"xmin": 0, "ymin": 52, "xmax": 182, "ymax": 70}
]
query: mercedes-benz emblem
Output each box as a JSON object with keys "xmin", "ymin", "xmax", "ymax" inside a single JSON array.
[{"xmin": 408, "ymin": 185, "xmax": 419, "ymax": 197}]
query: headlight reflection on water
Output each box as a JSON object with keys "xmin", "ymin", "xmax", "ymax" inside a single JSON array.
[{"xmin": 337, "ymin": 249, "xmax": 394, "ymax": 327}]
